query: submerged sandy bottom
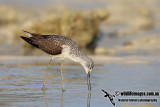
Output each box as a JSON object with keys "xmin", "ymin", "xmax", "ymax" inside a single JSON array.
[{"xmin": 0, "ymin": 55, "xmax": 159, "ymax": 107}]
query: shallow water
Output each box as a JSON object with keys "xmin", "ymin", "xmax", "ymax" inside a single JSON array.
[{"xmin": 0, "ymin": 57, "xmax": 160, "ymax": 107}]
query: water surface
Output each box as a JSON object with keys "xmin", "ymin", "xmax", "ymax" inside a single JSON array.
[{"xmin": 0, "ymin": 56, "xmax": 159, "ymax": 107}]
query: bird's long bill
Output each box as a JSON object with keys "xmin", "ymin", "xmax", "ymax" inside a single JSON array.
[{"xmin": 87, "ymin": 72, "xmax": 91, "ymax": 91}]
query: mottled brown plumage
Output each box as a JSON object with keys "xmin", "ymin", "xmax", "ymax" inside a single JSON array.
[{"xmin": 20, "ymin": 32, "xmax": 77, "ymax": 55}]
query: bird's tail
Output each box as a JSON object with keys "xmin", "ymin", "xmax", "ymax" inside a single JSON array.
[
  {"xmin": 22, "ymin": 30, "xmax": 40, "ymax": 37},
  {"xmin": 22, "ymin": 30, "xmax": 33, "ymax": 37},
  {"xmin": 20, "ymin": 36, "xmax": 39, "ymax": 48}
]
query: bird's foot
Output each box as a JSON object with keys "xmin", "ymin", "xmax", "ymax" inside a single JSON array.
[
  {"xmin": 41, "ymin": 85, "xmax": 47, "ymax": 90},
  {"xmin": 62, "ymin": 88, "xmax": 65, "ymax": 92}
]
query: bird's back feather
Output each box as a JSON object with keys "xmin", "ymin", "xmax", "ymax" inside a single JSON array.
[{"xmin": 20, "ymin": 31, "xmax": 79, "ymax": 56}]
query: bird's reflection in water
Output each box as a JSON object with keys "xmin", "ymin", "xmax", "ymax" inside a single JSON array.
[
  {"xmin": 43, "ymin": 90, "xmax": 49, "ymax": 107},
  {"xmin": 60, "ymin": 89, "xmax": 91, "ymax": 107},
  {"xmin": 42, "ymin": 90, "xmax": 64, "ymax": 107},
  {"xmin": 42, "ymin": 88, "xmax": 91, "ymax": 107},
  {"xmin": 61, "ymin": 91, "xmax": 65, "ymax": 107},
  {"xmin": 87, "ymin": 91, "xmax": 91, "ymax": 107}
]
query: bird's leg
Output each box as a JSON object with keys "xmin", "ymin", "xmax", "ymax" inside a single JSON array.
[
  {"xmin": 61, "ymin": 90, "xmax": 65, "ymax": 107},
  {"xmin": 60, "ymin": 60, "xmax": 65, "ymax": 91},
  {"xmin": 42, "ymin": 58, "xmax": 53, "ymax": 90},
  {"xmin": 87, "ymin": 72, "xmax": 91, "ymax": 91}
]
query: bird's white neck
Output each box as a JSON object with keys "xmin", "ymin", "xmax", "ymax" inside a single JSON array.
[{"xmin": 68, "ymin": 51, "xmax": 88, "ymax": 68}]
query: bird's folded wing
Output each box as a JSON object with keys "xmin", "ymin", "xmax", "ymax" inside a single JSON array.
[{"xmin": 21, "ymin": 35, "xmax": 64, "ymax": 55}]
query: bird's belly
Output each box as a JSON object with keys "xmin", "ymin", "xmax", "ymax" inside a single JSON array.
[
  {"xmin": 51, "ymin": 45, "xmax": 78, "ymax": 62},
  {"xmin": 51, "ymin": 47, "xmax": 71, "ymax": 60},
  {"xmin": 50, "ymin": 53, "xmax": 68, "ymax": 60}
]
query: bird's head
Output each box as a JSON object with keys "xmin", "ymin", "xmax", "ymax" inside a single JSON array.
[
  {"xmin": 82, "ymin": 57, "xmax": 94, "ymax": 90},
  {"xmin": 83, "ymin": 58, "xmax": 94, "ymax": 74}
]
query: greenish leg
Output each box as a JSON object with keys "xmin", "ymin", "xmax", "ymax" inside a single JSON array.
[
  {"xmin": 61, "ymin": 90, "xmax": 65, "ymax": 107},
  {"xmin": 60, "ymin": 60, "xmax": 65, "ymax": 91},
  {"xmin": 42, "ymin": 58, "xmax": 53, "ymax": 90}
]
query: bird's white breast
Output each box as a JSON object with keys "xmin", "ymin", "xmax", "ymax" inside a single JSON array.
[
  {"xmin": 51, "ymin": 45, "xmax": 84, "ymax": 65},
  {"xmin": 52, "ymin": 45, "xmax": 72, "ymax": 60}
]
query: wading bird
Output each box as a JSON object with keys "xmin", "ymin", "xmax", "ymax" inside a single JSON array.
[{"xmin": 20, "ymin": 31, "xmax": 94, "ymax": 91}]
